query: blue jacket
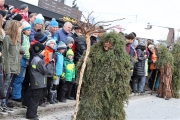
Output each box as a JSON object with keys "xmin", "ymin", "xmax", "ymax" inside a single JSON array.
[
  {"xmin": 55, "ymin": 52, "xmax": 64, "ymax": 76},
  {"xmin": 55, "ymin": 29, "xmax": 70, "ymax": 44},
  {"xmin": 29, "ymin": 29, "xmax": 37, "ymax": 42}
]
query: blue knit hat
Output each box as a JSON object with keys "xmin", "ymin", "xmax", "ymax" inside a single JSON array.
[
  {"xmin": 34, "ymin": 18, "xmax": 43, "ymax": 25},
  {"xmin": 50, "ymin": 18, "xmax": 58, "ymax": 27}
]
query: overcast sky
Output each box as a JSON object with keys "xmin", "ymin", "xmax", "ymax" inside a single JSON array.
[{"xmin": 77, "ymin": 0, "xmax": 180, "ymax": 36}]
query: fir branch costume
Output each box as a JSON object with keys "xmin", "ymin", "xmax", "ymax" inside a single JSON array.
[
  {"xmin": 171, "ymin": 43, "xmax": 180, "ymax": 98},
  {"xmin": 156, "ymin": 45, "xmax": 174, "ymax": 99},
  {"xmin": 76, "ymin": 32, "xmax": 131, "ymax": 120}
]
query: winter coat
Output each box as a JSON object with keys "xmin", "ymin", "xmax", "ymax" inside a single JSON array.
[
  {"xmin": 55, "ymin": 52, "xmax": 64, "ymax": 76},
  {"xmin": 30, "ymin": 54, "xmax": 54, "ymax": 89},
  {"xmin": 55, "ymin": 29, "xmax": 70, "ymax": 44},
  {"xmin": 70, "ymin": 32, "xmax": 78, "ymax": 41},
  {"xmin": 29, "ymin": 29, "xmax": 37, "ymax": 42},
  {"xmin": 90, "ymin": 36, "xmax": 97, "ymax": 46},
  {"xmin": 44, "ymin": 46, "xmax": 55, "ymax": 64},
  {"xmin": 133, "ymin": 49, "xmax": 146, "ymax": 76},
  {"xmin": 149, "ymin": 52, "xmax": 156, "ymax": 70},
  {"xmin": 2, "ymin": 35, "xmax": 24, "ymax": 74},
  {"xmin": 126, "ymin": 44, "xmax": 136, "ymax": 70},
  {"xmin": 74, "ymin": 36, "xmax": 86, "ymax": 64},
  {"xmin": 64, "ymin": 57, "xmax": 75, "ymax": 82},
  {"xmin": 29, "ymin": 40, "xmax": 38, "ymax": 64},
  {"xmin": 44, "ymin": 46, "xmax": 55, "ymax": 77},
  {"xmin": 22, "ymin": 34, "xmax": 30, "ymax": 60}
]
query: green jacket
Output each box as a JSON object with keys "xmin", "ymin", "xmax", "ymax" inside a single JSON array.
[
  {"xmin": 64, "ymin": 57, "xmax": 75, "ymax": 82},
  {"xmin": 2, "ymin": 35, "xmax": 23, "ymax": 74}
]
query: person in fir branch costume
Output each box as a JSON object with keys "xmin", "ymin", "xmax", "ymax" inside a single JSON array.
[
  {"xmin": 171, "ymin": 43, "xmax": 180, "ymax": 98},
  {"xmin": 156, "ymin": 45, "xmax": 174, "ymax": 100},
  {"xmin": 76, "ymin": 32, "xmax": 131, "ymax": 120}
]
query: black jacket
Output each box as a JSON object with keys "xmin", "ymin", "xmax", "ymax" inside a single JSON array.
[
  {"xmin": 74, "ymin": 36, "xmax": 87, "ymax": 64},
  {"xmin": 70, "ymin": 32, "xmax": 79, "ymax": 41},
  {"xmin": 90, "ymin": 36, "xmax": 97, "ymax": 46},
  {"xmin": 133, "ymin": 49, "xmax": 146, "ymax": 76},
  {"xmin": 30, "ymin": 54, "xmax": 54, "ymax": 89}
]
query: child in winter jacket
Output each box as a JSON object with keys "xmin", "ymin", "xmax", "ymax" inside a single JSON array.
[
  {"xmin": 44, "ymin": 39, "xmax": 56, "ymax": 104},
  {"xmin": 11, "ymin": 21, "xmax": 31, "ymax": 102},
  {"xmin": 53, "ymin": 41, "xmax": 66, "ymax": 102},
  {"xmin": 26, "ymin": 42, "xmax": 54, "ymax": 120},
  {"xmin": 22, "ymin": 32, "xmax": 48, "ymax": 108},
  {"xmin": 63, "ymin": 49, "xmax": 75, "ymax": 101},
  {"xmin": 63, "ymin": 36, "xmax": 74, "ymax": 57},
  {"xmin": 29, "ymin": 32, "xmax": 47, "ymax": 64}
]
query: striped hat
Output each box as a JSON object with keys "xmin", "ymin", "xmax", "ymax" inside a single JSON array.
[
  {"xmin": 22, "ymin": 21, "xmax": 31, "ymax": 31},
  {"xmin": 57, "ymin": 41, "xmax": 66, "ymax": 50}
]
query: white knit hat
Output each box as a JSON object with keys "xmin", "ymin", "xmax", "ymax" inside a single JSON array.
[
  {"xmin": 36, "ymin": 13, "xmax": 44, "ymax": 21},
  {"xmin": 46, "ymin": 39, "xmax": 56, "ymax": 46},
  {"xmin": 22, "ymin": 21, "xmax": 31, "ymax": 31},
  {"xmin": 148, "ymin": 44, "xmax": 155, "ymax": 49}
]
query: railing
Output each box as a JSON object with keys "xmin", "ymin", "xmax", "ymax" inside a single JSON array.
[{"xmin": 38, "ymin": 0, "xmax": 82, "ymax": 20}]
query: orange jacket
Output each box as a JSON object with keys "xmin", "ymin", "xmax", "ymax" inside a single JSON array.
[
  {"xmin": 150, "ymin": 53, "xmax": 157, "ymax": 70},
  {"xmin": 44, "ymin": 46, "xmax": 54, "ymax": 64}
]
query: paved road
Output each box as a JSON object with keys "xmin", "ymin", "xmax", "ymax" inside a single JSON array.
[
  {"xmin": 39, "ymin": 95, "xmax": 180, "ymax": 120},
  {"xmin": 125, "ymin": 95, "xmax": 180, "ymax": 120},
  {"xmin": 12, "ymin": 94, "xmax": 179, "ymax": 120}
]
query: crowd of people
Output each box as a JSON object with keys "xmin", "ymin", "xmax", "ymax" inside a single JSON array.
[
  {"xmin": 0, "ymin": 1, "xmax": 88, "ymax": 119},
  {"xmin": 0, "ymin": 1, "xmax": 174, "ymax": 120}
]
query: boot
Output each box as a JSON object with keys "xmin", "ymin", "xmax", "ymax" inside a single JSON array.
[
  {"xmin": 60, "ymin": 89, "xmax": 67, "ymax": 102},
  {"xmin": 53, "ymin": 90, "xmax": 59, "ymax": 103},
  {"xmin": 48, "ymin": 92, "xmax": 55, "ymax": 104},
  {"xmin": 67, "ymin": 84, "xmax": 74, "ymax": 100}
]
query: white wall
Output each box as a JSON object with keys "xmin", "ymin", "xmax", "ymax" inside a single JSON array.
[
  {"xmin": 64, "ymin": 0, "xmax": 73, "ymax": 7},
  {"xmin": 19, "ymin": 0, "xmax": 39, "ymax": 6},
  {"xmin": 19, "ymin": 0, "xmax": 73, "ymax": 7}
]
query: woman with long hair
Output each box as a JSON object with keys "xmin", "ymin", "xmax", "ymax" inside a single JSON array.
[
  {"xmin": 0, "ymin": 14, "xmax": 7, "ymax": 115},
  {"xmin": 2, "ymin": 20, "xmax": 24, "ymax": 113}
]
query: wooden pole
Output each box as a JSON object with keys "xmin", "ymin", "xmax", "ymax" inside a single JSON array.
[{"xmin": 73, "ymin": 34, "xmax": 91, "ymax": 120}]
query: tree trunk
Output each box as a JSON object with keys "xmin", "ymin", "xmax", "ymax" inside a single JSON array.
[{"xmin": 73, "ymin": 34, "xmax": 91, "ymax": 120}]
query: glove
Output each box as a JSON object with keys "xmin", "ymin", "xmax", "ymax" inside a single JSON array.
[
  {"xmin": 53, "ymin": 75, "xmax": 57, "ymax": 80},
  {"xmin": 72, "ymin": 78, "xmax": 76, "ymax": 84},
  {"xmin": 60, "ymin": 72, "xmax": 65, "ymax": 79}
]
